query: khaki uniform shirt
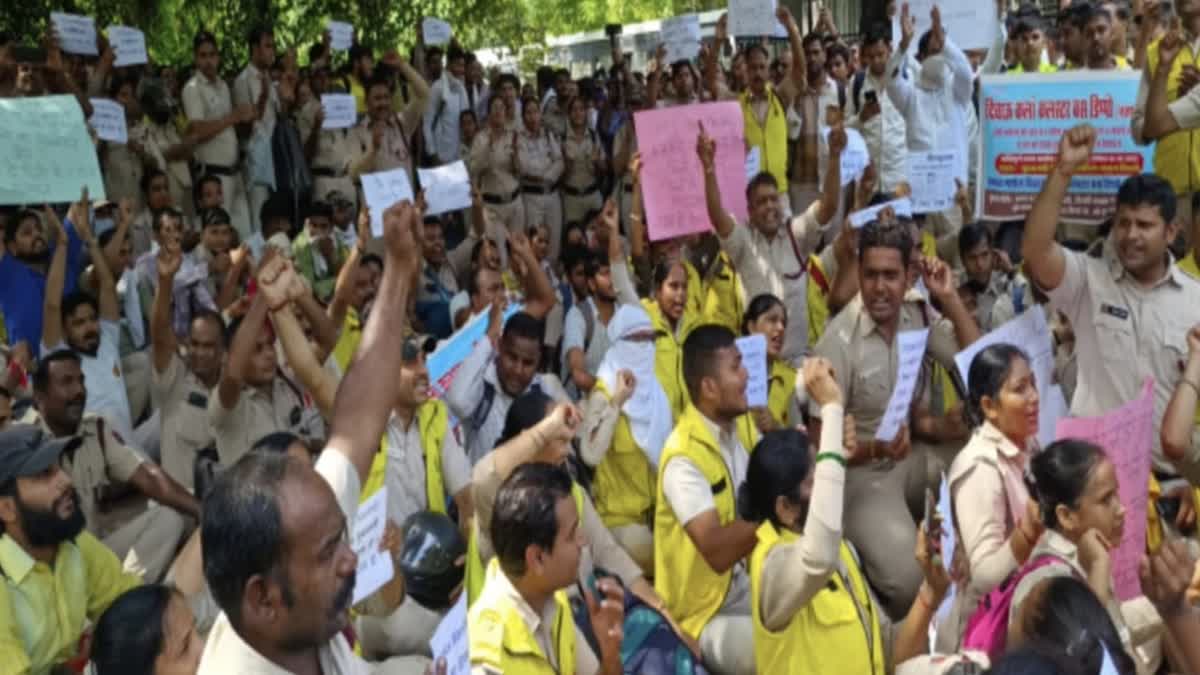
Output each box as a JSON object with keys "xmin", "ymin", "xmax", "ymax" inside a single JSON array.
[
  {"xmin": 181, "ymin": 73, "xmax": 238, "ymax": 167},
  {"xmin": 561, "ymin": 128, "xmax": 602, "ymax": 192},
  {"xmin": 135, "ymin": 120, "xmax": 194, "ymax": 215},
  {"xmin": 516, "ymin": 128, "xmax": 564, "ymax": 186},
  {"xmin": 101, "ymin": 137, "xmax": 144, "ymax": 211},
  {"xmin": 152, "ymin": 353, "xmax": 215, "ymax": 492},
  {"xmin": 469, "ymin": 129, "xmax": 520, "ymax": 198},
  {"xmin": 350, "ymin": 108, "xmax": 422, "ymax": 180},
  {"xmin": 296, "ymin": 99, "xmax": 356, "ymax": 174},
  {"xmin": 47, "ymin": 413, "xmax": 146, "ymax": 539},
  {"xmin": 207, "ymin": 375, "xmax": 313, "ymax": 467}
]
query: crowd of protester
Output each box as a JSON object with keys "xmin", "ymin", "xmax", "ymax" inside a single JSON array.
[{"xmin": 7, "ymin": 0, "xmax": 1200, "ymax": 673}]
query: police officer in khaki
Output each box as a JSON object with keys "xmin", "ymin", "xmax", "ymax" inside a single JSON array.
[
  {"xmin": 31, "ymin": 350, "xmax": 200, "ymax": 582},
  {"xmin": 810, "ymin": 224, "xmax": 980, "ymax": 622},
  {"xmin": 299, "ymin": 67, "xmax": 359, "ymax": 213},
  {"xmin": 471, "ymin": 96, "xmax": 525, "ymax": 234},
  {"xmin": 150, "ymin": 243, "xmax": 223, "ymax": 492},
  {"xmin": 350, "ymin": 58, "xmax": 430, "ymax": 188},
  {"xmin": 561, "ymin": 96, "xmax": 606, "ymax": 229},
  {"xmin": 1023, "ymin": 125, "xmax": 1200, "ymax": 481},
  {"xmin": 516, "ymin": 96, "xmax": 565, "ymax": 262}
]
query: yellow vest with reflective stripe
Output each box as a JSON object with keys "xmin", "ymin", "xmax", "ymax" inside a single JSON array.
[
  {"xmin": 468, "ymin": 559, "xmax": 577, "ymax": 675},
  {"xmin": 749, "ymin": 522, "xmax": 886, "ymax": 675},
  {"xmin": 592, "ymin": 379, "xmax": 656, "ymax": 529},
  {"xmin": 740, "ymin": 85, "xmax": 790, "ymax": 191},
  {"xmin": 642, "ymin": 298, "xmax": 701, "ymax": 420},
  {"xmin": 1147, "ymin": 40, "xmax": 1200, "ymax": 195},
  {"xmin": 702, "ymin": 252, "xmax": 744, "ymax": 333},
  {"xmin": 654, "ymin": 405, "xmax": 737, "ymax": 638},
  {"xmin": 360, "ymin": 400, "xmax": 449, "ymax": 512}
]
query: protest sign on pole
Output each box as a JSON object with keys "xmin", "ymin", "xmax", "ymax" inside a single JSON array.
[
  {"xmin": 977, "ymin": 71, "xmax": 1153, "ymax": 224},
  {"xmin": 0, "ymin": 96, "xmax": 106, "ymax": 204},
  {"xmin": 635, "ymin": 101, "xmax": 747, "ymax": 241}
]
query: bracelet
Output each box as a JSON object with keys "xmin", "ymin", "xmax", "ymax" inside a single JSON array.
[
  {"xmin": 1182, "ymin": 379, "xmax": 1200, "ymax": 397},
  {"xmin": 815, "ymin": 452, "xmax": 847, "ymax": 467}
]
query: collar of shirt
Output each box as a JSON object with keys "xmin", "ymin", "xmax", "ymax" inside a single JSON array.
[
  {"xmin": 1108, "ymin": 248, "xmax": 1184, "ymax": 289},
  {"xmin": 199, "ymin": 611, "xmax": 356, "ymax": 675},
  {"xmin": 856, "ymin": 293, "xmax": 924, "ymax": 340},
  {"xmin": 976, "ymin": 421, "xmax": 1027, "ymax": 461},
  {"xmin": 696, "ymin": 407, "xmax": 736, "ymax": 450},
  {"xmin": 1036, "ymin": 529, "xmax": 1082, "ymax": 570},
  {"xmin": 0, "ymin": 533, "xmax": 37, "ymax": 583},
  {"xmin": 487, "ymin": 561, "xmax": 559, "ymax": 657}
]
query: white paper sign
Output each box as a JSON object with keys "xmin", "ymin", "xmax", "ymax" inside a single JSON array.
[
  {"xmin": 51, "ymin": 13, "xmax": 98, "ymax": 56},
  {"xmin": 320, "ymin": 94, "xmax": 356, "ymax": 129},
  {"xmin": 662, "ymin": 14, "xmax": 702, "ymax": 65},
  {"xmin": 351, "ymin": 488, "xmax": 394, "ymax": 604},
  {"xmin": 418, "ymin": 161, "xmax": 473, "ymax": 216},
  {"xmin": 423, "ymin": 18, "xmax": 453, "ymax": 46},
  {"xmin": 848, "ymin": 197, "xmax": 913, "ymax": 229},
  {"xmin": 954, "ymin": 309, "xmax": 1060, "ymax": 446},
  {"xmin": 892, "ymin": 0, "xmax": 1001, "ymax": 53},
  {"xmin": 327, "ymin": 20, "xmax": 354, "ymax": 51},
  {"xmin": 822, "ymin": 126, "xmax": 870, "ymax": 187},
  {"xmin": 745, "ymin": 147, "xmax": 761, "ymax": 183},
  {"xmin": 429, "ymin": 594, "xmax": 469, "ymax": 675},
  {"xmin": 929, "ymin": 473, "xmax": 957, "ymax": 650},
  {"xmin": 729, "ymin": 0, "xmax": 777, "ymax": 36},
  {"xmin": 876, "ymin": 328, "xmax": 930, "ymax": 442},
  {"xmin": 736, "ymin": 334, "xmax": 769, "ymax": 408},
  {"xmin": 107, "ymin": 26, "xmax": 147, "ymax": 67},
  {"xmin": 907, "ymin": 150, "xmax": 959, "ymax": 214},
  {"xmin": 88, "ymin": 99, "xmax": 127, "ymax": 144},
  {"xmin": 361, "ymin": 169, "xmax": 415, "ymax": 236}
]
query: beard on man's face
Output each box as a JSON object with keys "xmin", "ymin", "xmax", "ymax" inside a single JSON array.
[{"xmin": 19, "ymin": 487, "xmax": 86, "ymax": 548}]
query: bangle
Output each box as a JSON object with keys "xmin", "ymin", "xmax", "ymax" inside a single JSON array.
[
  {"xmin": 815, "ymin": 452, "xmax": 847, "ymax": 467},
  {"xmin": 1182, "ymin": 379, "xmax": 1200, "ymax": 397}
]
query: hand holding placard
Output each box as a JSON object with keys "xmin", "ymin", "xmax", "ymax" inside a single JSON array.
[{"xmin": 361, "ymin": 169, "xmax": 414, "ymax": 237}]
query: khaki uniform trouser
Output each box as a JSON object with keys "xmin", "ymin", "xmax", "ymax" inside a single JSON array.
[
  {"xmin": 610, "ymin": 523, "xmax": 653, "ymax": 577},
  {"xmin": 103, "ymin": 502, "xmax": 189, "ymax": 583},
  {"xmin": 563, "ymin": 189, "xmax": 603, "ymax": 229},
  {"xmin": 522, "ymin": 191, "xmax": 564, "ymax": 262},
  {"xmin": 121, "ymin": 350, "xmax": 152, "ymax": 425},
  {"xmin": 484, "ymin": 197, "xmax": 525, "ymax": 236},
  {"xmin": 357, "ymin": 596, "xmax": 444, "ymax": 660},
  {"xmin": 699, "ymin": 614, "xmax": 755, "ymax": 675}
]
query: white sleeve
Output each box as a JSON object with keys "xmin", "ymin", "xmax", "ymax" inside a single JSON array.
[
  {"xmin": 561, "ymin": 306, "xmax": 586, "ymax": 358},
  {"xmin": 440, "ymin": 425, "xmax": 472, "ymax": 497},
  {"xmin": 315, "ymin": 448, "xmax": 363, "ymax": 521},
  {"xmin": 662, "ymin": 456, "xmax": 717, "ymax": 526}
]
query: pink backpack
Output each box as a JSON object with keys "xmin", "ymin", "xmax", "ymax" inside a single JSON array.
[{"xmin": 961, "ymin": 554, "xmax": 1065, "ymax": 661}]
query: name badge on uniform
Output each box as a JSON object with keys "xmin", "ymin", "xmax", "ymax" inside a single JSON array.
[
  {"xmin": 187, "ymin": 392, "xmax": 208, "ymax": 409},
  {"xmin": 1100, "ymin": 303, "xmax": 1129, "ymax": 321}
]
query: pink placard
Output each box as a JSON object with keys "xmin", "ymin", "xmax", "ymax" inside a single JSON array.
[
  {"xmin": 634, "ymin": 102, "xmax": 748, "ymax": 242},
  {"xmin": 1054, "ymin": 378, "xmax": 1153, "ymax": 602}
]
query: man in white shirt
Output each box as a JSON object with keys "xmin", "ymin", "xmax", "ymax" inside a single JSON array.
[
  {"xmin": 424, "ymin": 46, "xmax": 471, "ymax": 165},
  {"xmin": 182, "ymin": 31, "xmax": 256, "ymax": 239},
  {"xmin": 197, "ymin": 200, "xmax": 432, "ymax": 675},
  {"xmin": 847, "ymin": 27, "xmax": 909, "ymax": 192},
  {"xmin": 233, "ymin": 25, "xmax": 281, "ymax": 235}
]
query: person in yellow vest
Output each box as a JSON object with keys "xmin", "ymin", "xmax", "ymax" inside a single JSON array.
[
  {"xmin": 742, "ymin": 359, "xmax": 886, "ymax": 675},
  {"xmin": 1007, "ymin": 14, "xmax": 1059, "ymax": 74},
  {"xmin": 581, "ymin": 305, "xmax": 670, "ymax": 574},
  {"xmin": 655, "ymin": 325, "xmax": 762, "ymax": 675},
  {"xmin": 468, "ymin": 462, "xmax": 625, "ymax": 675},
  {"xmin": 740, "ymin": 295, "xmax": 801, "ymax": 437},
  {"xmin": 1135, "ymin": 8, "xmax": 1200, "ymax": 227}
]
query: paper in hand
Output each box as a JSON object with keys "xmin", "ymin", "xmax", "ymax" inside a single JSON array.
[
  {"xmin": 351, "ymin": 488, "xmax": 393, "ymax": 605},
  {"xmin": 361, "ymin": 169, "xmax": 415, "ymax": 237}
]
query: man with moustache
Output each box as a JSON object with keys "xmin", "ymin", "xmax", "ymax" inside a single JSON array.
[
  {"xmin": 0, "ymin": 206, "xmax": 87, "ymax": 356},
  {"xmin": 31, "ymin": 350, "xmax": 199, "ymax": 582},
  {"xmin": 0, "ymin": 424, "xmax": 142, "ymax": 673}
]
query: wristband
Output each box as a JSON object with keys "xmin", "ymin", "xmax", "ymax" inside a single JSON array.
[{"xmin": 815, "ymin": 452, "xmax": 847, "ymax": 467}]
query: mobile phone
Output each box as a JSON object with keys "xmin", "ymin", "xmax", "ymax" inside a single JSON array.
[
  {"xmin": 923, "ymin": 487, "xmax": 935, "ymax": 534},
  {"xmin": 864, "ymin": 91, "xmax": 878, "ymax": 104},
  {"xmin": 13, "ymin": 45, "xmax": 46, "ymax": 63}
]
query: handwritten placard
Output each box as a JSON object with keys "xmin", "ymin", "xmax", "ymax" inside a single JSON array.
[
  {"xmin": 418, "ymin": 161, "xmax": 473, "ymax": 216},
  {"xmin": 876, "ymin": 328, "xmax": 930, "ymax": 442},
  {"xmin": 327, "ymin": 20, "xmax": 354, "ymax": 51},
  {"xmin": 1055, "ymin": 379, "xmax": 1154, "ymax": 602},
  {"xmin": 848, "ymin": 197, "xmax": 913, "ymax": 229},
  {"xmin": 107, "ymin": 26, "xmax": 147, "ymax": 67},
  {"xmin": 0, "ymin": 96, "xmax": 106, "ymax": 205},
  {"xmin": 892, "ymin": 0, "xmax": 1001, "ymax": 52},
  {"xmin": 430, "ymin": 594, "xmax": 468, "ymax": 675},
  {"xmin": 361, "ymin": 169, "xmax": 415, "ymax": 237},
  {"xmin": 729, "ymin": 0, "xmax": 777, "ymax": 36},
  {"xmin": 320, "ymin": 94, "xmax": 356, "ymax": 129},
  {"xmin": 635, "ymin": 102, "xmax": 747, "ymax": 241},
  {"xmin": 423, "ymin": 18, "xmax": 453, "ymax": 46},
  {"xmin": 736, "ymin": 334, "xmax": 769, "ymax": 408},
  {"xmin": 51, "ymin": 12, "xmax": 98, "ymax": 56},
  {"xmin": 352, "ymin": 488, "xmax": 393, "ymax": 604},
  {"xmin": 908, "ymin": 150, "xmax": 960, "ymax": 214},
  {"xmin": 661, "ymin": 14, "xmax": 701, "ymax": 64},
  {"xmin": 89, "ymin": 98, "xmax": 128, "ymax": 144},
  {"xmin": 822, "ymin": 126, "xmax": 870, "ymax": 187}
]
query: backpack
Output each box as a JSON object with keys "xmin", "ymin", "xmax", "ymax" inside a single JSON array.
[{"xmin": 961, "ymin": 554, "xmax": 1067, "ymax": 661}]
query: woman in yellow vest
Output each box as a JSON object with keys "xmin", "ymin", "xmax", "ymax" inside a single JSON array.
[
  {"xmin": 640, "ymin": 260, "xmax": 702, "ymax": 419},
  {"xmin": 740, "ymin": 358, "xmax": 885, "ymax": 675},
  {"xmin": 741, "ymin": 294, "xmax": 801, "ymax": 435}
]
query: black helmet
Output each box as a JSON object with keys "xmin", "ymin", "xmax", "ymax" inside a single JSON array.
[{"xmin": 399, "ymin": 511, "xmax": 467, "ymax": 611}]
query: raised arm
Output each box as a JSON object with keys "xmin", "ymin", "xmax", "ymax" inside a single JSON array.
[
  {"xmin": 776, "ymin": 6, "xmax": 808, "ymax": 104},
  {"xmin": 627, "ymin": 155, "xmax": 647, "ymax": 261},
  {"xmin": 41, "ymin": 206, "xmax": 70, "ymax": 349},
  {"xmin": 893, "ymin": 525, "xmax": 952, "ymax": 666},
  {"xmin": 1163, "ymin": 326, "xmax": 1200, "ymax": 463},
  {"xmin": 977, "ymin": 0, "xmax": 1008, "ymax": 78},
  {"xmin": 102, "ymin": 200, "xmax": 132, "ymax": 273},
  {"xmin": 697, "ymin": 124, "xmax": 737, "ymax": 239},
  {"xmin": 150, "ymin": 243, "xmax": 182, "ymax": 374},
  {"xmin": 216, "ymin": 292, "xmax": 266, "ymax": 410},
  {"xmin": 259, "ymin": 259, "xmax": 340, "ymax": 418},
  {"xmin": 129, "ymin": 461, "xmax": 201, "ymax": 519},
  {"xmin": 294, "ymin": 285, "xmax": 340, "ymax": 364},
  {"xmin": 815, "ymin": 125, "xmax": 846, "ymax": 226},
  {"xmin": 646, "ymin": 45, "xmax": 666, "ymax": 109},
  {"xmin": 1022, "ymin": 125, "xmax": 1094, "ymax": 292},
  {"xmin": 327, "ymin": 211, "xmax": 370, "ymax": 329},
  {"xmin": 508, "ymin": 231, "xmax": 556, "ymax": 320},
  {"xmin": 922, "ymin": 256, "xmax": 981, "ymax": 348},
  {"xmin": 886, "ymin": 4, "xmax": 917, "ymax": 113},
  {"xmin": 1144, "ymin": 26, "xmax": 1189, "ymax": 140}
]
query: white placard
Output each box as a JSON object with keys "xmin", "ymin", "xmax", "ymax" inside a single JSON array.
[
  {"xmin": 327, "ymin": 20, "xmax": 354, "ymax": 51},
  {"xmin": 907, "ymin": 150, "xmax": 959, "ymax": 214},
  {"xmin": 892, "ymin": 0, "xmax": 1001, "ymax": 53},
  {"xmin": 423, "ymin": 18, "xmax": 453, "ymax": 46},
  {"xmin": 954, "ymin": 309, "xmax": 1059, "ymax": 446},
  {"xmin": 736, "ymin": 334, "xmax": 769, "ymax": 408},
  {"xmin": 51, "ymin": 13, "xmax": 98, "ymax": 56},
  {"xmin": 745, "ymin": 146, "xmax": 761, "ymax": 183},
  {"xmin": 729, "ymin": 0, "xmax": 777, "ymax": 36},
  {"xmin": 320, "ymin": 94, "xmax": 356, "ymax": 129},
  {"xmin": 88, "ymin": 98, "xmax": 127, "ymax": 144},
  {"xmin": 662, "ymin": 14, "xmax": 702, "ymax": 65},
  {"xmin": 429, "ymin": 594, "xmax": 469, "ymax": 675},
  {"xmin": 351, "ymin": 488, "xmax": 393, "ymax": 604},
  {"xmin": 361, "ymin": 169, "xmax": 415, "ymax": 236},
  {"xmin": 848, "ymin": 197, "xmax": 913, "ymax": 229},
  {"xmin": 107, "ymin": 26, "xmax": 147, "ymax": 67},
  {"xmin": 417, "ymin": 161, "xmax": 473, "ymax": 216},
  {"xmin": 822, "ymin": 126, "xmax": 869, "ymax": 187},
  {"xmin": 876, "ymin": 328, "xmax": 930, "ymax": 442}
]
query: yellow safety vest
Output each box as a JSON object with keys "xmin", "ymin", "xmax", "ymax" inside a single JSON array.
[
  {"xmin": 702, "ymin": 252, "xmax": 745, "ymax": 333},
  {"xmin": 360, "ymin": 400, "xmax": 449, "ymax": 511},
  {"xmin": 642, "ymin": 298, "xmax": 701, "ymax": 420},
  {"xmin": 654, "ymin": 405, "xmax": 737, "ymax": 639},
  {"xmin": 807, "ymin": 254, "xmax": 832, "ymax": 346},
  {"xmin": 683, "ymin": 260, "xmax": 705, "ymax": 319},
  {"xmin": 767, "ymin": 360, "xmax": 799, "ymax": 428},
  {"xmin": 1148, "ymin": 39, "xmax": 1200, "ymax": 195},
  {"xmin": 592, "ymin": 379, "xmax": 656, "ymax": 529},
  {"xmin": 740, "ymin": 85, "xmax": 790, "ymax": 191},
  {"xmin": 749, "ymin": 522, "xmax": 885, "ymax": 675},
  {"xmin": 333, "ymin": 308, "xmax": 363, "ymax": 374},
  {"xmin": 468, "ymin": 559, "xmax": 577, "ymax": 675}
]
